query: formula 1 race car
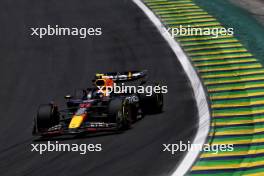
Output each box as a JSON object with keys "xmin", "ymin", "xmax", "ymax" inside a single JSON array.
[{"xmin": 32, "ymin": 70, "xmax": 164, "ymax": 137}]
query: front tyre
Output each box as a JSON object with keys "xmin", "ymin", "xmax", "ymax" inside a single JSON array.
[{"xmin": 33, "ymin": 104, "xmax": 60, "ymax": 134}]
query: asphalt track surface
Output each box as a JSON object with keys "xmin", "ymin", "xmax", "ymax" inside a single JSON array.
[
  {"xmin": 231, "ymin": 0, "xmax": 264, "ymax": 25},
  {"xmin": 0, "ymin": 0, "xmax": 198, "ymax": 175}
]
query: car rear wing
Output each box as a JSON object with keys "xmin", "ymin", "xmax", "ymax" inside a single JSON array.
[{"xmin": 95, "ymin": 70, "xmax": 147, "ymax": 82}]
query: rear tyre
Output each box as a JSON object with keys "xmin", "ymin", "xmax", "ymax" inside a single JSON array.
[
  {"xmin": 33, "ymin": 104, "xmax": 60, "ymax": 133},
  {"xmin": 139, "ymin": 83, "xmax": 164, "ymax": 114},
  {"xmin": 108, "ymin": 99, "xmax": 132, "ymax": 130}
]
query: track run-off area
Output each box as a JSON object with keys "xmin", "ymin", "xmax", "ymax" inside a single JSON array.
[{"xmin": 143, "ymin": 0, "xmax": 264, "ymax": 175}]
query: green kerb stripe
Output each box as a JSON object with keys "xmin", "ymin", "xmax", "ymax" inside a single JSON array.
[{"xmin": 144, "ymin": 0, "xmax": 264, "ymax": 175}]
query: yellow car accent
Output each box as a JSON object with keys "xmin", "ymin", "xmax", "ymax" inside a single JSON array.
[
  {"xmin": 69, "ymin": 115, "xmax": 85, "ymax": 129},
  {"xmin": 128, "ymin": 72, "xmax": 132, "ymax": 79}
]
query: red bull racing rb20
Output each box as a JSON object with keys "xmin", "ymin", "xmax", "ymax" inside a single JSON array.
[{"xmin": 32, "ymin": 71, "xmax": 164, "ymax": 137}]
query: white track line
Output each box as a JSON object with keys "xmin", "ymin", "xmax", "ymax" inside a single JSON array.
[{"xmin": 132, "ymin": 0, "xmax": 211, "ymax": 175}]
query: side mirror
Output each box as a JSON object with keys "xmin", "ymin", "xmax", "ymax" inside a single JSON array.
[{"xmin": 64, "ymin": 95, "xmax": 72, "ymax": 99}]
